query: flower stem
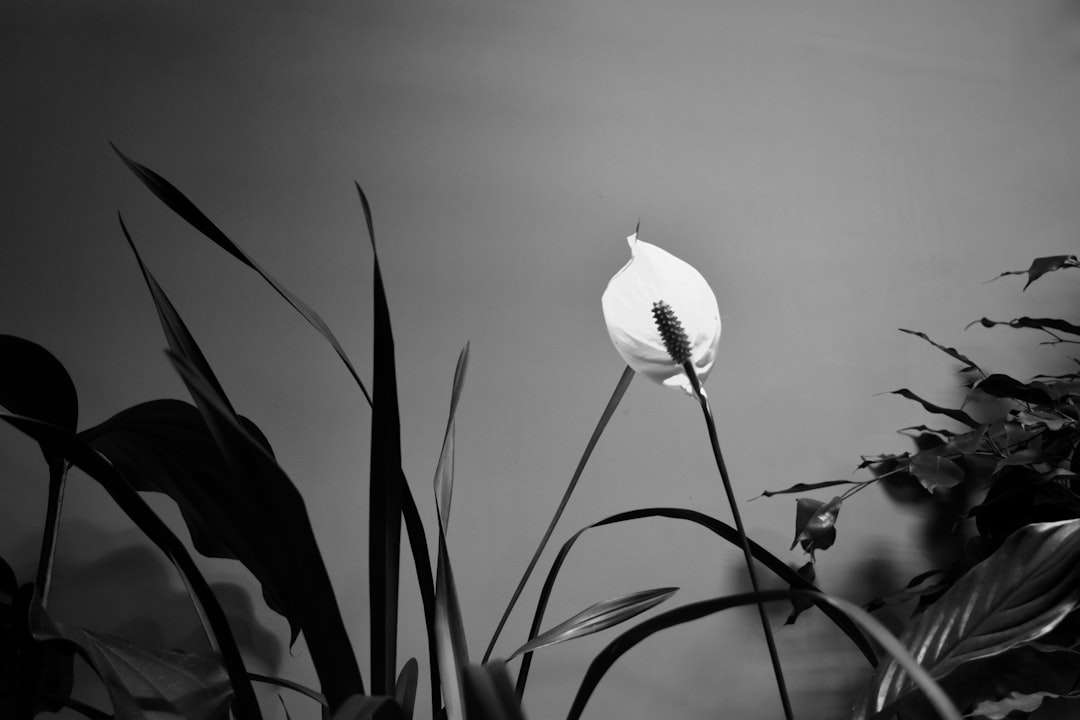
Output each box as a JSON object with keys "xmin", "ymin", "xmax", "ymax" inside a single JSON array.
[{"xmin": 682, "ymin": 362, "xmax": 794, "ymax": 720}]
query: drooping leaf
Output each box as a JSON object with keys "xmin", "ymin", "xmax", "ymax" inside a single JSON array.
[
  {"xmin": 785, "ymin": 563, "xmax": 816, "ymax": 626},
  {"xmin": 167, "ymin": 353, "xmax": 363, "ymax": 711},
  {"xmin": 432, "ymin": 345, "xmax": 470, "ymax": 720},
  {"xmin": 973, "ymin": 374, "xmax": 1056, "ymax": 406},
  {"xmin": 565, "ymin": 590, "xmax": 958, "ymax": 720},
  {"xmin": 756, "ymin": 479, "xmax": 861, "ymax": 498},
  {"xmin": 0, "ymin": 415, "xmax": 260, "ymax": 719},
  {"xmin": 111, "ymin": 144, "xmax": 371, "ymax": 404},
  {"xmin": 907, "ymin": 451, "xmax": 965, "ymax": 494},
  {"xmin": 790, "ymin": 497, "xmax": 841, "ymax": 554},
  {"xmin": 510, "ymin": 587, "xmax": 676, "ymax": 658},
  {"xmin": 986, "ymin": 255, "xmax": 1080, "ymax": 290},
  {"xmin": 971, "ymin": 316, "xmax": 1080, "ymax": 339},
  {"xmin": 514, "ymin": 507, "xmax": 877, "ymax": 697},
  {"xmin": 483, "ymin": 365, "xmax": 634, "ymax": 663},
  {"xmin": 887, "ymin": 389, "xmax": 980, "ymax": 428},
  {"xmin": 461, "ymin": 663, "xmax": 526, "ymax": 720},
  {"xmin": 854, "ymin": 520, "xmax": 1080, "ymax": 718},
  {"xmin": 899, "ymin": 329, "xmax": 981, "ymax": 374},
  {"xmin": 31, "ymin": 598, "xmax": 232, "ymax": 720},
  {"xmin": 362, "ymin": 186, "xmax": 404, "ymax": 698}
]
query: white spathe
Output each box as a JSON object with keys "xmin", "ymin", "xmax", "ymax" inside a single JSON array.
[{"xmin": 601, "ymin": 232, "xmax": 721, "ymax": 395}]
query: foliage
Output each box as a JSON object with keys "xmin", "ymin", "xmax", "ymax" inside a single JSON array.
[
  {"xmin": 766, "ymin": 255, "xmax": 1080, "ymax": 718},
  {"xmin": 0, "ymin": 148, "xmax": 963, "ymax": 720}
]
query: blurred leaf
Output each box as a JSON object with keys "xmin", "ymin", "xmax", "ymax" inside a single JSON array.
[
  {"xmin": 899, "ymin": 329, "xmax": 980, "ymax": 373},
  {"xmin": 790, "ymin": 497, "xmax": 841, "ymax": 554},
  {"xmin": 855, "ymin": 520, "xmax": 1080, "ymax": 718},
  {"xmin": 462, "ymin": 663, "xmax": 526, "ymax": 720},
  {"xmin": 0, "ymin": 556, "xmax": 16, "ymax": 597},
  {"xmin": 972, "ymin": 316, "xmax": 1080, "ymax": 338},
  {"xmin": 888, "ymin": 389, "xmax": 980, "ymax": 428},
  {"xmin": 510, "ymin": 587, "xmax": 676, "ymax": 658},
  {"xmin": 566, "ymin": 590, "xmax": 958, "ymax": 720},
  {"xmin": 785, "ymin": 563, "xmax": 816, "ymax": 626},
  {"xmin": 515, "ymin": 506, "xmax": 877, "ymax": 696},
  {"xmin": 974, "ymin": 374, "xmax": 1056, "ymax": 405},
  {"xmin": 0, "ymin": 585, "xmax": 74, "ymax": 718},
  {"xmin": 0, "ymin": 413, "xmax": 261, "ymax": 719},
  {"xmin": 394, "ymin": 659, "xmax": 418, "ymax": 720},
  {"xmin": 362, "ymin": 184, "xmax": 404, "ymax": 697},
  {"xmin": 756, "ymin": 479, "xmax": 860, "ymax": 498},
  {"xmin": 111, "ymin": 144, "xmax": 371, "ymax": 404},
  {"xmin": 31, "ymin": 596, "xmax": 232, "ymax": 720},
  {"xmin": 863, "ymin": 568, "xmax": 951, "ymax": 614},
  {"xmin": 167, "ymin": 353, "xmax": 363, "ymax": 710},
  {"xmin": 908, "ymin": 451, "xmax": 964, "ymax": 494},
  {"xmin": 330, "ymin": 695, "xmax": 405, "ymax": 720},
  {"xmin": 483, "ymin": 365, "xmax": 634, "ymax": 664},
  {"xmin": 432, "ymin": 345, "xmax": 470, "ymax": 720},
  {"xmin": 986, "ymin": 255, "xmax": 1080, "ymax": 290}
]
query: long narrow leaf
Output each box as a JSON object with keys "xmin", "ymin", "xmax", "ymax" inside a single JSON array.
[
  {"xmin": 167, "ymin": 353, "xmax": 363, "ymax": 711},
  {"xmin": 887, "ymin": 389, "xmax": 980, "ymax": 428},
  {"xmin": 393, "ymin": 659, "xmax": 418, "ymax": 720},
  {"xmin": 565, "ymin": 590, "xmax": 959, "ymax": 720},
  {"xmin": 462, "ymin": 663, "xmax": 527, "ymax": 720},
  {"xmin": 399, "ymin": 474, "xmax": 441, "ymax": 718},
  {"xmin": 516, "ymin": 506, "xmax": 876, "ymax": 697},
  {"xmin": 111, "ymin": 144, "xmax": 371, "ymax": 404},
  {"xmin": 898, "ymin": 329, "xmax": 981, "ymax": 374},
  {"xmin": 433, "ymin": 345, "xmax": 471, "ymax": 720},
  {"xmin": 509, "ymin": 587, "xmax": 676, "ymax": 658},
  {"xmin": 0, "ymin": 413, "xmax": 261, "ymax": 720},
  {"xmin": 363, "ymin": 186, "xmax": 403, "ymax": 696},
  {"xmin": 484, "ymin": 365, "xmax": 634, "ymax": 663}
]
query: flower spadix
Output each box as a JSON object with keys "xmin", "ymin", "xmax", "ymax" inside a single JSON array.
[{"xmin": 601, "ymin": 231, "xmax": 721, "ymax": 395}]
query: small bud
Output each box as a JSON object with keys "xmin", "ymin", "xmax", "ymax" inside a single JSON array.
[{"xmin": 651, "ymin": 301, "xmax": 692, "ymax": 364}]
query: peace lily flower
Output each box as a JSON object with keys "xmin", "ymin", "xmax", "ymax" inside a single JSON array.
[{"xmin": 601, "ymin": 231, "xmax": 721, "ymax": 395}]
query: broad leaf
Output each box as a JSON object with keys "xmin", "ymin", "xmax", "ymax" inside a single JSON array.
[
  {"xmin": 509, "ymin": 587, "xmax": 676, "ymax": 658},
  {"xmin": 854, "ymin": 520, "xmax": 1080, "ymax": 718},
  {"xmin": 31, "ymin": 598, "xmax": 232, "ymax": 720},
  {"xmin": 790, "ymin": 497, "xmax": 841, "ymax": 554},
  {"xmin": 974, "ymin": 374, "xmax": 1055, "ymax": 406},
  {"xmin": 907, "ymin": 451, "xmax": 964, "ymax": 494},
  {"xmin": 0, "ymin": 335, "xmax": 78, "ymax": 432},
  {"xmin": 330, "ymin": 695, "xmax": 405, "ymax": 720}
]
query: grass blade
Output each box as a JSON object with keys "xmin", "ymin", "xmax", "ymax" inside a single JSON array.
[
  {"xmin": 393, "ymin": 658, "xmax": 419, "ymax": 720},
  {"xmin": 509, "ymin": 587, "xmax": 676, "ymax": 658},
  {"xmin": 483, "ymin": 365, "xmax": 634, "ymax": 662}
]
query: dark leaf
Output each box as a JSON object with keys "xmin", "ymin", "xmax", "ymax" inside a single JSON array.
[
  {"xmin": 248, "ymin": 673, "xmax": 326, "ymax": 707},
  {"xmin": 756, "ymin": 479, "xmax": 860, "ymax": 498},
  {"xmin": 898, "ymin": 329, "xmax": 980, "ymax": 373},
  {"xmin": 111, "ymin": 145, "xmax": 370, "ymax": 403},
  {"xmin": 399, "ymin": 479, "xmax": 440, "ymax": 718},
  {"xmin": 0, "ymin": 414, "xmax": 260, "ymax": 719},
  {"xmin": 790, "ymin": 497, "xmax": 842, "ymax": 554},
  {"xmin": 394, "ymin": 659, "xmax": 418, "ymax": 720},
  {"xmin": 0, "ymin": 585, "xmax": 74, "ymax": 717},
  {"xmin": 510, "ymin": 587, "xmax": 676, "ymax": 658},
  {"xmin": 330, "ymin": 695, "xmax": 405, "ymax": 720},
  {"xmin": 31, "ymin": 598, "xmax": 232, "ymax": 720},
  {"xmin": 986, "ymin": 255, "xmax": 1080, "ymax": 290},
  {"xmin": 854, "ymin": 520, "xmax": 1080, "ymax": 718},
  {"xmin": 0, "ymin": 335, "xmax": 78, "ymax": 432},
  {"xmin": 971, "ymin": 316, "xmax": 1080, "ymax": 338},
  {"xmin": 785, "ymin": 563, "xmax": 816, "ymax": 626},
  {"xmin": 167, "ymin": 353, "xmax": 363, "ymax": 710},
  {"xmin": 974, "ymin": 374, "xmax": 1056, "ymax": 405},
  {"xmin": 887, "ymin": 389, "xmax": 980, "ymax": 428},
  {"xmin": 908, "ymin": 451, "xmax": 964, "ymax": 494},
  {"xmin": 515, "ymin": 507, "xmax": 877, "ymax": 697},
  {"xmin": 461, "ymin": 663, "xmax": 526, "ymax": 720}
]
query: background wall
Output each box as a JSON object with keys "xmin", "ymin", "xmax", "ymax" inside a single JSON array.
[{"xmin": 3, "ymin": 1, "xmax": 1080, "ymax": 718}]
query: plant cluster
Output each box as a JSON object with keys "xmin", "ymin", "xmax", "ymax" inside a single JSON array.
[{"xmin": 1, "ymin": 147, "xmax": 1077, "ymax": 720}]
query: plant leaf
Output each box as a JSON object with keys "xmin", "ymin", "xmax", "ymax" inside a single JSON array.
[
  {"xmin": 907, "ymin": 451, "xmax": 964, "ymax": 494},
  {"xmin": 509, "ymin": 587, "xmax": 676, "ymax": 658},
  {"xmin": 31, "ymin": 598, "xmax": 232, "ymax": 720},
  {"xmin": 461, "ymin": 662, "xmax": 526, "ymax": 720},
  {"xmin": 167, "ymin": 352, "xmax": 363, "ymax": 711},
  {"xmin": 971, "ymin": 316, "xmax": 1080, "ymax": 338},
  {"xmin": 899, "ymin": 329, "xmax": 980, "ymax": 373},
  {"xmin": 111, "ymin": 145, "xmax": 370, "ymax": 404},
  {"xmin": 986, "ymin": 255, "xmax": 1080, "ymax": 290},
  {"xmin": 887, "ymin": 389, "xmax": 980, "ymax": 428},
  {"xmin": 564, "ymin": 590, "xmax": 958, "ymax": 720},
  {"xmin": 785, "ymin": 563, "xmax": 816, "ymax": 626},
  {"xmin": 433, "ymin": 345, "xmax": 471, "ymax": 720},
  {"xmin": 0, "ymin": 414, "xmax": 261, "ymax": 719},
  {"xmin": 854, "ymin": 519, "xmax": 1080, "ymax": 718},
  {"xmin": 0, "ymin": 335, "xmax": 78, "ymax": 432},
  {"xmin": 756, "ymin": 479, "xmax": 860, "ymax": 498},
  {"xmin": 973, "ymin": 374, "xmax": 1056, "ymax": 405},
  {"xmin": 249, "ymin": 673, "xmax": 326, "ymax": 707},
  {"xmin": 514, "ymin": 507, "xmax": 877, "ymax": 697},
  {"xmin": 790, "ymin": 497, "xmax": 841, "ymax": 553},
  {"xmin": 330, "ymin": 695, "xmax": 405, "ymax": 720},
  {"xmin": 393, "ymin": 658, "xmax": 418, "ymax": 720}
]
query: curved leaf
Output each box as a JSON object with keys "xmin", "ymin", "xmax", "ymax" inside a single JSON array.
[
  {"xmin": 331, "ymin": 695, "xmax": 405, "ymax": 720},
  {"xmin": 790, "ymin": 496, "xmax": 841, "ymax": 554},
  {"xmin": 515, "ymin": 507, "xmax": 877, "ymax": 697},
  {"xmin": 509, "ymin": 587, "xmax": 676, "ymax": 658},
  {"xmin": 0, "ymin": 335, "xmax": 78, "ymax": 432},
  {"xmin": 899, "ymin": 329, "xmax": 980, "ymax": 374},
  {"xmin": 986, "ymin": 255, "xmax": 1080, "ymax": 290},
  {"xmin": 756, "ymin": 479, "xmax": 860, "ymax": 498},
  {"xmin": 854, "ymin": 520, "xmax": 1080, "ymax": 718},
  {"xmin": 394, "ymin": 658, "xmax": 419, "ymax": 720},
  {"xmin": 888, "ymin": 389, "xmax": 979, "ymax": 429},
  {"xmin": 31, "ymin": 597, "xmax": 232, "ymax": 720},
  {"xmin": 462, "ymin": 663, "xmax": 526, "ymax": 720},
  {"xmin": 565, "ymin": 590, "xmax": 958, "ymax": 720}
]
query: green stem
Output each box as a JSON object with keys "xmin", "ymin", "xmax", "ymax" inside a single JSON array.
[{"xmin": 682, "ymin": 361, "xmax": 795, "ymax": 720}]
